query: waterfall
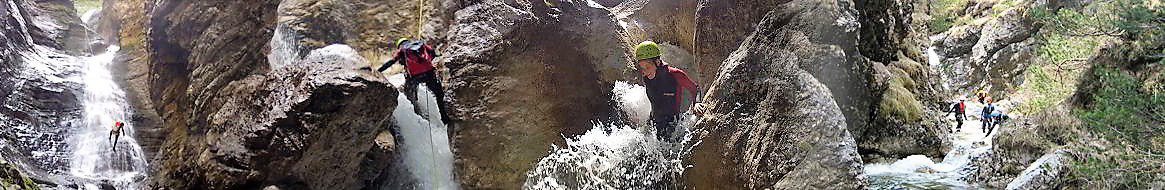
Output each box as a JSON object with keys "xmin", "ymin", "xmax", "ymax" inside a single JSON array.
[
  {"xmin": 387, "ymin": 74, "xmax": 458, "ymax": 190},
  {"xmin": 67, "ymin": 46, "xmax": 149, "ymax": 189},
  {"xmin": 523, "ymin": 81, "xmax": 698, "ymax": 189}
]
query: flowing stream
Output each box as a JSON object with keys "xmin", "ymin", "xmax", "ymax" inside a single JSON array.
[{"xmin": 865, "ymin": 102, "xmax": 994, "ymax": 189}]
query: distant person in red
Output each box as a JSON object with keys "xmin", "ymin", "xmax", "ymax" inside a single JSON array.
[{"xmin": 110, "ymin": 121, "xmax": 124, "ymax": 151}]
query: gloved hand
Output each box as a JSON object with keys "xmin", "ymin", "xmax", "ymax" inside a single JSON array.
[{"xmin": 692, "ymin": 103, "xmax": 708, "ymax": 116}]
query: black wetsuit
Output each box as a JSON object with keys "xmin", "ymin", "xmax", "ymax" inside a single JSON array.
[{"xmin": 645, "ymin": 65, "xmax": 680, "ymax": 142}]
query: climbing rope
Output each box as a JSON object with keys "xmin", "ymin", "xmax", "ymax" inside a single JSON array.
[
  {"xmin": 419, "ymin": 86, "xmax": 442, "ymax": 189},
  {"xmin": 415, "ymin": 0, "xmax": 426, "ymax": 38}
]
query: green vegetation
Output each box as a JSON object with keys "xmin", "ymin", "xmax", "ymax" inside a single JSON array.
[
  {"xmin": 928, "ymin": 0, "xmax": 968, "ymax": 34},
  {"xmin": 879, "ymin": 60, "xmax": 925, "ymax": 123},
  {"xmin": 74, "ymin": 0, "xmax": 101, "ymax": 14},
  {"xmin": 1017, "ymin": 0, "xmax": 1165, "ymax": 188},
  {"xmin": 1014, "ymin": 32, "xmax": 1102, "ymax": 115}
]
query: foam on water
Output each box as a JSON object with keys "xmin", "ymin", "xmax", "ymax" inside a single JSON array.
[{"xmin": 524, "ymin": 81, "xmax": 698, "ymax": 189}]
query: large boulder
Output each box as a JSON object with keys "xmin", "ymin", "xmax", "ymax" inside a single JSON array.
[
  {"xmin": 128, "ymin": 1, "xmax": 403, "ymax": 189},
  {"xmin": 682, "ymin": 2, "xmax": 866, "ymax": 188},
  {"xmin": 439, "ymin": 0, "xmax": 631, "ymax": 188}
]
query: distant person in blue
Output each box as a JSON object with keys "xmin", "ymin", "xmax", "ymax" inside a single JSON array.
[{"xmin": 981, "ymin": 97, "xmax": 995, "ymax": 136}]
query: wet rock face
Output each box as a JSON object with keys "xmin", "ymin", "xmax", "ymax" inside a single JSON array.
[
  {"xmin": 439, "ymin": 0, "xmax": 628, "ymax": 188},
  {"xmin": 274, "ymin": 0, "xmax": 453, "ymax": 55},
  {"xmin": 683, "ymin": 1, "xmax": 866, "ymax": 189},
  {"xmin": 18, "ymin": 0, "xmax": 87, "ymax": 53},
  {"xmin": 693, "ymin": 0, "xmax": 784, "ymax": 90},
  {"xmin": 169, "ymin": 46, "xmax": 398, "ymax": 190},
  {"xmin": 0, "ymin": 0, "xmax": 83, "ymax": 182}
]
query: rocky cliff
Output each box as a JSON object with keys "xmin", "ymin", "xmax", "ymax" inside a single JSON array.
[
  {"xmin": 0, "ymin": 0, "xmax": 85, "ymax": 185},
  {"xmin": 929, "ymin": 0, "xmax": 1046, "ymax": 99},
  {"xmin": 681, "ymin": 1, "xmax": 867, "ymax": 188}
]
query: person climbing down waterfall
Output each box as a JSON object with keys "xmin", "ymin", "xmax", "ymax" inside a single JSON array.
[
  {"xmin": 981, "ymin": 97, "xmax": 995, "ymax": 136},
  {"xmin": 109, "ymin": 121, "xmax": 124, "ymax": 151},
  {"xmin": 946, "ymin": 98, "xmax": 966, "ymax": 132},
  {"xmin": 377, "ymin": 38, "xmax": 452, "ymax": 125},
  {"xmin": 633, "ymin": 41, "xmax": 705, "ymax": 142}
]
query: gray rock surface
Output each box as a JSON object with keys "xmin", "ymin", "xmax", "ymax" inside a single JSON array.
[{"xmin": 682, "ymin": 2, "xmax": 867, "ymax": 188}]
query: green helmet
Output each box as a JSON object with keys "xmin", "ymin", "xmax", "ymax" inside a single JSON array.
[
  {"xmin": 395, "ymin": 38, "xmax": 409, "ymax": 48},
  {"xmin": 634, "ymin": 41, "xmax": 662, "ymax": 61}
]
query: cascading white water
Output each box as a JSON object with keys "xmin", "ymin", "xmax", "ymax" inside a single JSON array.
[
  {"xmin": 387, "ymin": 74, "xmax": 458, "ymax": 190},
  {"xmin": 267, "ymin": 23, "xmax": 301, "ymax": 69},
  {"xmin": 523, "ymin": 81, "xmax": 698, "ymax": 189},
  {"xmin": 865, "ymin": 102, "xmax": 995, "ymax": 189},
  {"xmin": 67, "ymin": 46, "xmax": 149, "ymax": 189}
]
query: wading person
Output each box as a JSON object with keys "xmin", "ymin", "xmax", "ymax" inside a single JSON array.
[{"xmin": 633, "ymin": 41, "xmax": 705, "ymax": 142}]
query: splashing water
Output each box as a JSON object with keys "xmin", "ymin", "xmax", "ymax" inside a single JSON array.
[
  {"xmin": 68, "ymin": 46, "xmax": 150, "ymax": 189},
  {"xmin": 387, "ymin": 74, "xmax": 458, "ymax": 190},
  {"xmin": 523, "ymin": 81, "xmax": 699, "ymax": 189},
  {"xmin": 865, "ymin": 102, "xmax": 995, "ymax": 189}
]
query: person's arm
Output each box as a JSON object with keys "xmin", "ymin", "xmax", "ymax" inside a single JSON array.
[
  {"xmin": 670, "ymin": 68, "xmax": 700, "ymax": 103},
  {"xmin": 426, "ymin": 44, "xmax": 439, "ymax": 58},
  {"xmin": 377, "ymin": 50, "xmax": 403, "ymax": 72}
]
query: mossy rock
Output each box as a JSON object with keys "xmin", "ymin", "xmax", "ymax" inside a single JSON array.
[{"xmin": 878, "ymin": 69, "xmax": 924, "ymax": 123}]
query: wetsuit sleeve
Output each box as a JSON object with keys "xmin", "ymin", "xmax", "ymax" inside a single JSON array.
[
  {"xmin": 377, "ymin": 49, "xmax": 403, "ymax": 72},
  {"xmin": 670, "ymin": 68, "xmax": 701, "ymax": 103}
]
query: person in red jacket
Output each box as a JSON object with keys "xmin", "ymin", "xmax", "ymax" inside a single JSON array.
[
  {"xmin": 947, "ymin": 98, "xmax": 967, "ymax": 132},
  {"xmin": 634, "ymin": 41, "xmax": 705, "ymax": 142},
  {"xmin": 378, "ymin": 38, "xmax": 451, "ymax": 125}
]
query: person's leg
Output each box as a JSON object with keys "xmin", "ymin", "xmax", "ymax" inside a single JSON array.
[
  {"xmin": 112, "ymin": 133, "xmax": 119, "ymax": 151},
  {"xmin": 424, "ymin": 75, "xmax": 451, "ymax": 124},
  {"xmin": 654, "ymin": 116, "xmax": 677, "ymax": 143},
  {"xmin": 956, "ymin": 117, "xmax": 963, "ymax": 131}
]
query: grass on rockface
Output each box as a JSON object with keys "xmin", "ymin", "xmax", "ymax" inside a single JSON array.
[
  {"xmin": 74, "ymin": 0, "xmax": 101, "ymax": 13},
  {"xmin": 1013, "ymin": 33, "xmax": 1102, "ymax": 115},
  {"xmin": 1015, "ymin": 0, "xmax": 1165, "ymax": 188},
  {"xmin": 928, "ymin": 0, "xmax": 969, "ymax": 34}
]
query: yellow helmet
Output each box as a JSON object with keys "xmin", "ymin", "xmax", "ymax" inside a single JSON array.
[
  {"xmin": 395, "ymin": 38, "xmax": 409, "ymax": 48},
  {"xmin": 634, "ymin": 41, "xmax": 662, "ymax": 61}
]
